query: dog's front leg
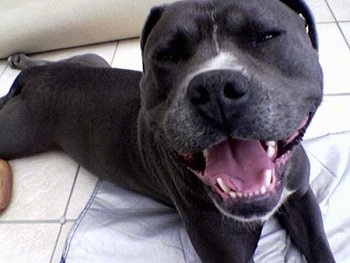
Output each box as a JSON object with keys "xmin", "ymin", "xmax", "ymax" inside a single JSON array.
[
  {"xmin": 179, "ymin": 206, "xmax": 262, "ymax": 263},
  {"xmin": 277, "ymin": 187, "xmax": 335, "ymax": 263}
]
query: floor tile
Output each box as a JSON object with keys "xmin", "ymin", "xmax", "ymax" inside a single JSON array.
[
  {"xmin": 112, "ymin": 38, "xmax": 142, "ymax": 71},
  {"xmin": 51, "ymin": 221, "xmax": 75, "ymax": 263},
  {"xmin": 0, "ymin": 66, "xmax": 20, "ymax": 98},
  {"xmin": 327, "ymin": 0, "xmax": 350, "ymax": 21},
  {"xmin": 0, "ymin": 223, "xmax": 61, "ymax": 263},
  {"xmin": 66, "ymin": 166, "xmax": 98, "ymax": 220},
  {"xmin": 317, "ymin": 23, "xmax": 350, "ymax": 95},
  {"xmin": 305, "ymin": 95, "xmax": 350, "ymax": 139},
  {"xmin": 0, "ymin": 152, "xmax": 78, "ymax": 221},
  {"xmin": 305, "ymin": 0, "xmax": 335, "ymax": 22},
  {"xmin": 339, "ymin": 22, "xmax": 350, "ymax": 46},
  {"xmin": 0, "ymin": 60, "xmax": 7, "ymax": 76}
]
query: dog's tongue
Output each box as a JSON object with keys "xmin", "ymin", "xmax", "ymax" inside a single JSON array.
[{"xmin": 204, "ymin": 139, "xmax": 273, "ymax": 193}]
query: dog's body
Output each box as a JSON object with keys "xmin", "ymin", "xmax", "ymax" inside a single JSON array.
[{"xmin": 0, "ymin": 0, "xmax": 335, "ymax": 262}]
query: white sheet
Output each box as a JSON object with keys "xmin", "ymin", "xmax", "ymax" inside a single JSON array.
[{"xmin": 61, "ymin": 131, "xmax": 350, "ymax": 263}]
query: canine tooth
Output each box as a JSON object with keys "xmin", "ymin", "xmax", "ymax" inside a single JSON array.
[
  {"xmin": 265, "ymin": 169, "xmax": 273, "ymax": 187},
  {"xmin": 267, "ymin": 146, "xmax": 276, "ymax": 158},
  {"xmin": 254, "ymin": 190, "xmax": 260, "ymax": 196},
  {"xmin": 229, "ymin": 191, "xmax": 237, "ymax": 199},
  {"xmin": 248, "ymin": 192, "xmax": 254, "ymax": 197},
  {"xmin": 266, "ymin": 141, "xmax": 276, "ymax": 147},
  {"xmin": 217, "ymin": 177, "xmax": 231, "ymax": 194},
  {"xmin": 266, "ymin": 141, "xmax": 277, "ymax": 158},
  {"xmin": 260, "ymin": 186, "xmax": 267, "ymax": 195},
  {"xmin": 203, "ymin": 150, "xmax": 209, "ymax": 160}
]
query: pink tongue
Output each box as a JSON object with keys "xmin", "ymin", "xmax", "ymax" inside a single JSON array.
[{"xmin": 204, "ymin": 139, "xmax": 273, "ymax": 193}]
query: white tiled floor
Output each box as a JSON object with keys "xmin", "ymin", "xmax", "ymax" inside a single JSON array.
[
  {"xmin": 0, "ymin": 1, "xmax": 349, "ymax": 262},
  {"xmin": 327, "ymin": 0, "xmax": 350, "ymax": 21}
]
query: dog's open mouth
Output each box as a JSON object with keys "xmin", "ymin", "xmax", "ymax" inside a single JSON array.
[{"xmin": 178, "ymin": 116, "xmax": 310, "ymax": 205}]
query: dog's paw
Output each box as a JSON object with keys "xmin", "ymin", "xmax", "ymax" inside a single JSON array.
[
  {"xmin": 0, "ymin": 159, "xmax": 12, "ymax": 213},
  {"xmin": 7, "ymin": 53, "xmax": 28, "ymax": 70}
]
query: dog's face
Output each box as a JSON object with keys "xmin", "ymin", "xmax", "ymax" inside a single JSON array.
[{"xmin": 139, "ymin": 0, "xmax": 323, "ymax": 221}]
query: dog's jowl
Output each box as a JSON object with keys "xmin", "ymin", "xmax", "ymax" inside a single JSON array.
[{"xmin": 0, "ymin": 0, "xmax": 335, "ymax": 262}]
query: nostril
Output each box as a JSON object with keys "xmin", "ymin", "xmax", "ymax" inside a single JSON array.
[
  {"xmin": 190, "ymin": 85, "xmax": 211, "ymax": 105},
  {"xmin": 223, "ymin": 82, "xmax": 245, "ymax": 99}
]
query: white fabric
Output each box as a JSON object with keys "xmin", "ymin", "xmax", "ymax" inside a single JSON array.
[
  {"xmin": 61, "ymin": 131, "xmax": 350, "ymax": 263},
  {"xmin": 0, "ymin": 0, "xmax": 175, "ymax": 59}
]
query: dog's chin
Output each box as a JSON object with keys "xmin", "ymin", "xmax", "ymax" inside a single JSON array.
[
  {"xmin": 177, "ymin": 115, "xmax": 310, "ymax": 222},
  {"xmin": 209, "ymin": 169, "xmax": 285, "ymax": 223}
]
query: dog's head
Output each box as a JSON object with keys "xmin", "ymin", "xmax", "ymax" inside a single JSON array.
[{"xmin": 139, "ymin": 0, "xmax": 323, "ymax": 222}]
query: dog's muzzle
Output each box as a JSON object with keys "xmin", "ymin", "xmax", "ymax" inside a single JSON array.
[{"xmin": 177, "ymin": 70, "xmax": 311, "ymax": 219}]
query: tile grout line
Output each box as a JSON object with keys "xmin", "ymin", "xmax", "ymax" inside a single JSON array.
[
  {"xmin": 324, "ymin": 0, "xmax": 350, "ymax": 50},
  {"xmin": 62, "ymin": 164, "xmax": 81, "ymax": 219},
  {"xmin": 316, "ymin": 21, "xmax": 350, "ymax": 25},
  {"xmin": 50, "ymin": 224, "xmax": 64, "ymax": 263},
  {"xmin": 324, "ymin": 93, "xmax": 350, "ymax": 97},
  {"xmin": 0, "ymin": 219, "xmax": 76, "ymax": 224},
  {"xmin": 338, "ymin": 24, "xmax": 350, "ymax": 50},
  {"xmin": 110, "ymin": 41, "xmax": 120, "ymax": 66},
  {"xmin": 49, "ymin": 164, "xmax": 81, "ymax": 262}
]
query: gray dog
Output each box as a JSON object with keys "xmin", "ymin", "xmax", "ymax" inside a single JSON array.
[{"xmin": 0, "ymin": 0, "xmax": 335, "ymax": 262}]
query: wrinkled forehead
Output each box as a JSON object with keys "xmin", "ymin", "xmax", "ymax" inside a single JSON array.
[
  {"xmin": 144, "ymin": 1, "xmax": 213, "ymax": 50},
  {"xmin": 144, "ymin": 0, "xmax": 300, "ymax": 53}
]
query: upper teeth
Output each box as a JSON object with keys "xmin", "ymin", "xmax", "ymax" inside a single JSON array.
[
  {"xmin": 216, "ymin": 169, "xmax": 274, "ymax": 200},
  {"xmin": 266, "ymin": 141, "xmax": 277, "ymax": 158},
  {"xmin": 203, "ymin": 149, "xmax": 209, "ymax": 160}
]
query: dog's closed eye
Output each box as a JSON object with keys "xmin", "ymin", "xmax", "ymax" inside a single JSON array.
[
  {"xmin": 153, "ymin": 29, "xmax": 195, "ymax": 64},
  {"xmin": 256, "ymin": 30, "xmax": 285, "ymax": 44},
  {"xmin": 155, "ymin": 49, "xmax": 181, "ymax": 63}
]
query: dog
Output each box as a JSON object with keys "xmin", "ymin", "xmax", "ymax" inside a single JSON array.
[{"xmin": 0, "ymin": 0, "xmax": 335, "ymax": 262}]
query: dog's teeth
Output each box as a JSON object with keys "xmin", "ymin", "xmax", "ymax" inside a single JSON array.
[
  {"xmin": 264, "ymin": 169, "xmax": 273, "ymax": 187},
  {"xmin": 266, "ymin": 141, "xmax": 277, "ymax": 158},
  {"xmin": 203, "ymin": 150, "xmax": 209, "ymax": 160},
  {"xmin": 260, "ymin": 186, "xmax": 267, "ymax": 195},
  {"xmin": 267, "ymin": 146, "xmax": 276, "ymax": 158},
  {"xmin": 229, "ymin": 191, "xmax": 237, "ymax": 199},
  {"xmin": 266, "ymin": 141, "xmax": 276, "ymax": 147},
  {"xmin": 217, "ymin": 177, "xmax": 231, "ymax": 193},
  {"xmin": 226, "ymin": 169, "xmax": 272, "ymax": 199}
]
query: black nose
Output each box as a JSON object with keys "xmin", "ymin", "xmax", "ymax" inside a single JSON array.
[{"xmin": 187, "ymin": 70, "xmax": 249, "ymax": 126}]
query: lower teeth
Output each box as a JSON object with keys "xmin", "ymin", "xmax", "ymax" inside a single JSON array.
[{"xmin": 216, "ymin": 169, "xmax": 274, "ymax": 199}]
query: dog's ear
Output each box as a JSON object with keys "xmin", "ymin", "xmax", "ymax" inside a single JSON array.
[
  {"xmin": 140, "ymin": 6, "xmax": 166, "ymax": 53},
  {"xmin": 280, "ymin": 0, "xmax": 318, "ymax": 50}
]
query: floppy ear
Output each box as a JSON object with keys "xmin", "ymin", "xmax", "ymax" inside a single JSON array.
[
  {"xmin": 280, "ymin": 0, "xmax": 318, "ymax": 50},
  {"xmin": 140, "ymin": 6, "xmax": 166, "ymax": 54}
]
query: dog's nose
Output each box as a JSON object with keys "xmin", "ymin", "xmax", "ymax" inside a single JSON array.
[{"xmin": 187, "ymin": 70, "xmax": 249, "ymax": 125}]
